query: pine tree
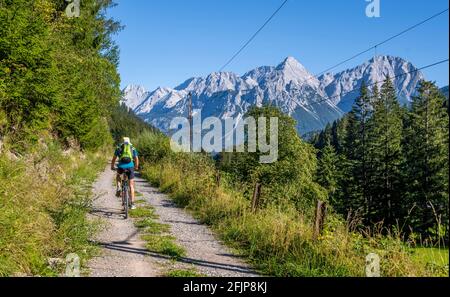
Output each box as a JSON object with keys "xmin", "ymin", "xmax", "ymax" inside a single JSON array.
[
  {"xmin": 403, "ymin": 81, "xmax": 449, "ymax": 239},
  {"xmin": 367, "ymin": 78, "xmax": 403, "ymax": 227},
  {"xmin": 342, "ymin": 107, "xmax": 360, "ymax": 213},
  {"xmin": 314, "ymin": 123, "xmax": 333, "ymax": 150},
  {"xmin": 331, "ymin": 116, "xmax": 348, "ymax": 154},
  {"xmin": 317, "ymin": 143, "xmax": 339, "ymax": 202},
  {"xmin": 343, "ymin": 82, "xmax": 373, "ymax": 221}
]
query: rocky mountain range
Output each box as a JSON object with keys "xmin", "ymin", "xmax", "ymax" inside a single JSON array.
[{"xmin": 122, "ymin": 55, "xmax": 426, "ymax": 135}]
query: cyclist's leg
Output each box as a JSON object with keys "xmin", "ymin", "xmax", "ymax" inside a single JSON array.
[
  {"xmin": 128, "ymin": 168, "xmax": 136, "ymax": 205},
  {"xmin": 130, "ymin": 179, "xmax": 135, "ymax": 203},
  {"xmin": 116, "ymin": 173, "xmax": 121, "ymax": 187},
  {"xmin": 116, "ymin": 168, "xmax": 123, "ymax": 196}
]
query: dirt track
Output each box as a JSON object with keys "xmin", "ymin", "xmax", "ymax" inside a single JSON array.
[{"xmin": 87, "ymin": 166, "xmax": 258, "ymax": 277}]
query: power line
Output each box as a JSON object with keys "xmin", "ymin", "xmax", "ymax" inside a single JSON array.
[
  {"xmin": 284, "ymin": 8, "xmax": 449, "ymax": 108},
  {"xmin": 217, "ymin": 5, "xmax": 448, "ymax": 110},
  {"xmin": 314, "ymin": 8, "xmax": 449, "ymax": 77},
  {"xmin": 218, "ymin": 0, "xmax": 289, "ymax": 72},
  {"xmin": 304, "ymin": 58, "xmax": 449, "ymax": 108},
  {"xmin": 241, "ymin": 6, "xmax": 448, "ymax": 107}
]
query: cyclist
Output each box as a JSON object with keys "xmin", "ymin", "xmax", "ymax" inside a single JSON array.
[{"xmin": 111, "ymin": 137, "xmax": 139, "ymax": 210}]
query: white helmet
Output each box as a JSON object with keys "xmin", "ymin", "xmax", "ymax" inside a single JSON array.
[{"xmin": 123, "ymin": 137, "xmax": 132, "ymax": 145}]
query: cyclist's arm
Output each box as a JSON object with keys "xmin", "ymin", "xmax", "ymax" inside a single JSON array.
[
  {"xmin": 133, "ymin": 148, "xmax": 139, "ymax": 170},
  {"xmin": 134, "ymin": 156, "xmax": 139, "ymax": 170}
]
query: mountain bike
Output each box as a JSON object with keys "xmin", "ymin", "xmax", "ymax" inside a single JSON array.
[{"xmin": 116, "ymin": 169, "xmax": 131, "ymax": 219}]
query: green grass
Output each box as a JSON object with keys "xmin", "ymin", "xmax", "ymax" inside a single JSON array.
[
  {"xmin": 130, "ymin": 202, "xmax": 185, "ymax": 260},
  {"xmin": 134, "ymin": 218, "xmax": 170, "ymax": 234},
  {"xmin": 409, "ymin": 247, "xmax": 449, "ymax": 277},
  {"xmin": 411, "ymin": 247, "xmax": 449, "ymax": 266},
  {"xmin": 0, "ymin": 143, "xmax": 107, "ymax": 276},
  {"xmin": 142, "ymin": 235, "xmax": 186, "ymax": 258},
  {"xmin": 129, "ymin": 206, "xmax": 156, "ymax": 218},
  {"xmin": 166, "ymin": 269, "xmax": 206, "ymax": 277}
]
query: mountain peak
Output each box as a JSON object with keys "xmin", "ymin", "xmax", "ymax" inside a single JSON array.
[
  {"xmin": 124, "ymin": 84, "xmax": 146, "ymax": 93},
  {"xmin": 122, "ymin": 84, "xmax": 148, "ymax": 109},
  {"xmin": 284, "ymin": 56, "xmax": 299, "ymax": 64},
  {"xmin": 276, "ymin": 56, "xmax": 318, "ymax": 86},
  {"xmin": 207, "ymin": 71, "xmax": 237, "ymax": 79},
  {"xmin": 277, "ymin": 56, "xmax": 303, "ymax": 70},
  {"xmin": 368, "ymin": 55, "xmax": 411, "ymax": 65}
]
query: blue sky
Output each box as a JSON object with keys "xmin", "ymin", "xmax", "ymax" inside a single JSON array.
[{"xmin": 107, "ymin": 0, "xmax": 449, "ymax": 90}]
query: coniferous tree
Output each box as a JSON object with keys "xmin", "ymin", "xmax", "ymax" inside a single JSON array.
[
  {"xmin": 316, "ymin": 143, "xmax": 339, "ymax": 205},
  {"xmin": 314, "ymin": 123, "xmax": 333, "ymax": 150},
  {"xmin": 311, "ymin": 79, "xmax": 449, "ymax": 239},
  {"xmin": 342, "ymin": 108, "xmax": 360, "ymax": 213},
  {"xmin": 343, "ymin": 82, "xmax": 373, "ymax": 220},
  {"xmin": 403, "ymin": 81, "xmax": 449, "ymax": 240},
  {"xmin": 366, "ymin": 78, "xmax": 403, "ymax": 227},
  {"xmin": 331, "ymin": 116, "xmax": 348, "ymax": 154}
]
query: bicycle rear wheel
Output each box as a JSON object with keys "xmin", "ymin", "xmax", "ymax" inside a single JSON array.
[{"xmin": 123, "ymin": 184, "xmax": 129, "ymax": 219}]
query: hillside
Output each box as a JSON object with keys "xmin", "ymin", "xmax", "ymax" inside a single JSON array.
[{"xmin": 0, "ymin": 0, "xmax": 125, "ymax": 276}]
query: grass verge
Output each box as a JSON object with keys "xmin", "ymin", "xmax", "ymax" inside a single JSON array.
[
  {"xmin": 0, "ymin": 142, "xmax": 107, "ymax": 276},
  {"xmin": 140, "ymin": 154, "xmax": 448, "ymax": 277}
]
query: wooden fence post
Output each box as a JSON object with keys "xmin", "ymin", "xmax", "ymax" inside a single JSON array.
[
  {"xmin": 312, "ymin": 200, "xmax": 327, "ymax": 241},
  {"xmin": 251, "ymin": 183, "xmax": 262, "ymax": 213}
]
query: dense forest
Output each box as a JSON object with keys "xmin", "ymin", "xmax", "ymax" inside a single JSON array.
[
  {"xmin": 109, "ymin": 104, "xmax": 158, "ymax": 144},
  {"xmin": 0, "ymin": 0, "xmax": 122, "ymax": 152},
  {"xmin": 311, "ymin": 79, "xmax": 449, "ymax": 244}
]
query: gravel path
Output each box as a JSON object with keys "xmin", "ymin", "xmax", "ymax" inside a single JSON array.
[
  {"xmin": 87, "ymin": 167, "xmax": 162, "ymax": 277},
  {"xmin": 87, "ymin": 166, "xmax": 258, "ymax": 277},
  {"xmin": 135, "ymin": 175, "xmax": 258, "ymax": 277}
]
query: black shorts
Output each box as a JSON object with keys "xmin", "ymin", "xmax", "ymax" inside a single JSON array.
[{"xmin": 117, "ymin": 167, "xmax": 135, "ymax": 180}]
